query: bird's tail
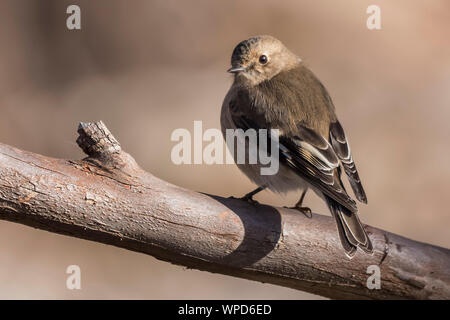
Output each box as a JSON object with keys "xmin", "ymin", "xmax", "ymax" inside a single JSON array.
[{"xmin": 325, "ymin": 196, "xmax": 373, "ymax": 258}]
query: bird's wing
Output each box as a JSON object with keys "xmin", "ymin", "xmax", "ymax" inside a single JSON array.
[
  {"xmin": 278, "ymin": 124, "xmax": 358, "ymax": 213},
  {"xmin": 329, "ymin": 121, "xmax": 367, "ymax": 203},
  {"xmin": 228, "ymin": 93, "xmax": 358, "ymax": 213}
]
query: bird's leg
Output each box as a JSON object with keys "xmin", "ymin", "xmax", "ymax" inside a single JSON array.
[
  {"xmin": 230, "ymin": 186, "xmax": 266, "ymax": 206},
  {"xmin": 285, "ymin": 189, "xmax": 312, "ymax": 218},
  {"xmin": 295, "ymin": 189, "xmax": 308, "ymax": 207}
]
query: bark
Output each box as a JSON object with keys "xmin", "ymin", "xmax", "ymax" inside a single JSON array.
[{"xmin": 0, "ymin": 121, "xmax": 448, "ymax": 299}]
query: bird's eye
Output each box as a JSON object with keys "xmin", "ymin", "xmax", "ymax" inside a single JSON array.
[{"xmin": 259, "ymin": 55, "xmax": 268, "ymax": 64}]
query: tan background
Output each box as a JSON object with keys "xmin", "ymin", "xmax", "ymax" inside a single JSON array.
[{"xmin": 0, "ymin": 0, "xmax": 449, "ymax": 299}]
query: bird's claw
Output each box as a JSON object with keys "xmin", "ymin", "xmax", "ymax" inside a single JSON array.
[
  {"xmin": 229, "ymin": 195, "xmax": 259, "ymax": 206},
  {"xmin": 242, "ymin": 196, "xmax": 260, "ymax": 206},
  {"xmin": 284, "ymin": 206, "xmax": 313, "ymax": 218}
]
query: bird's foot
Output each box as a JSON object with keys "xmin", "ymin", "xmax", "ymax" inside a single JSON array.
[
  {"xmin": 242, "ymin": 195, "xmax": 260, "ymax": 206},
  {"xmin": 229, "ymin": 195, "xmax": 260, "ymax": 206},
  {"xmin": 284, "ymin": 205, "xmax": 313, "ymax": 218}
]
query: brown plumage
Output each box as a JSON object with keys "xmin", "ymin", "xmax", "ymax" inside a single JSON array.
[{"xmin": 221, "ymin": 35, "xmax": 372, "ymax": 257}]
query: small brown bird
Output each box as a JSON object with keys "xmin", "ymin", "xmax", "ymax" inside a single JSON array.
[{"xmin": 221, "ymin": 35, "xmax": 372, "ymax": 257}]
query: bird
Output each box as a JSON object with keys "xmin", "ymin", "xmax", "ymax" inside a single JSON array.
[{"xmin": 221, "ymin": 35, "xmax": 373, "ymax": 257}]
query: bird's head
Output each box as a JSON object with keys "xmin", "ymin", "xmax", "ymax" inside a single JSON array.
[{"xmin": 228, "ymin": 35, "xmax": 301, "ymax": 85}]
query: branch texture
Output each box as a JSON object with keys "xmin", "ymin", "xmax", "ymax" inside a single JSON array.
[{"xmin": 0, "ymin": 121, "xmax": 448, "ymax": 299}]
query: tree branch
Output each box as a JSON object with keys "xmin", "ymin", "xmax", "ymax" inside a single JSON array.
[{"xmin": 0, "ymin": 121, "xmax": 448, "ymax": 299}]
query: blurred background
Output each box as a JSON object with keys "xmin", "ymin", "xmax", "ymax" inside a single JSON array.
[{"xmin": 0, "ymin": 0, "xmax": 449, "ymax": 299}]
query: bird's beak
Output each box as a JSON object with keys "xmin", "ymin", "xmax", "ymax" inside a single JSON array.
[{"xmin": 227, "ymin": 66, "xmax": 246, "ymax": 73}]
